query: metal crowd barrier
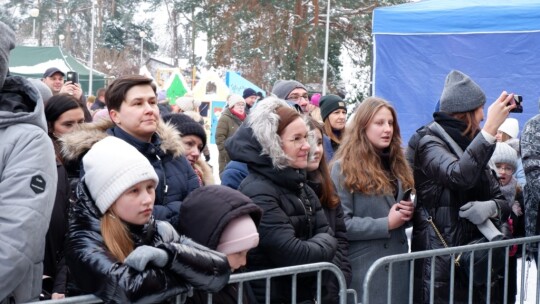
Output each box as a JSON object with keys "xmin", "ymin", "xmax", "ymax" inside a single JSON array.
[
  {"xmin": 32, "ymin": 262, "xmax": 350, "ymax": 304},
  {"xmin": 362, "ymin": 235, "xmax": 540, "ymax": 304}
]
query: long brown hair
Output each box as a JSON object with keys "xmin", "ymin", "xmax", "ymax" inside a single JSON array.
[
  {"xmin": 307, "ymin": 118, "xmax": 340, "ymax": 209},
  {"xmin": 333, "ymin": 97, "xmax": 413, "ymax": 195},
  {"xmin": 101, "ymin": 210, "xmax": 134, "ymax": 261},
  {"xmin": 323, "ymin": 119, "xmax": 343, "ymax": 145},
  {"xmin": 450, "ymin": 110, "xmax": 480, "ymax": 140}
]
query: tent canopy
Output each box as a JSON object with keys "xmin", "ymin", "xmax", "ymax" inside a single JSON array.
[
  {"xmin": 8, "ymin": 46, "xmax": 106, "ymax": 95},
  {"xmin": 372, "ymin": 0, "xmax": 540, "ymax": 144}
]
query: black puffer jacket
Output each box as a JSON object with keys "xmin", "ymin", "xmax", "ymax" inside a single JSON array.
[
  {"xmin": 179, "ymin": 185, "xmax": 263, "ymax": 304},
  {"xmin": 65, "ymin": 182, "xmax": 231, "ymax": 304},
  {"xmin": 307, "ymin": 178, "xmax": 352, "ymax": 304},
  {"xmin": 226, "ymin": 125, "xmax": 338, "ymax": 304},
  {"xmin": 411, "ymin": 120, "xmax": 510, "ymax": 304}
]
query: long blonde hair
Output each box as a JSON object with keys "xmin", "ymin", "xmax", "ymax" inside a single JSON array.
[
  {"xmin": 333, "ymin": 97, "xmax": 413, "ymax": 195},
  {"xmin": 101, "ymin": 210, "xmax": 134, "ymax": 261}
]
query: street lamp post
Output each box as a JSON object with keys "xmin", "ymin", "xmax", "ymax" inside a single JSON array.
[
  {"xmin": 322, "ymin": 0, "xmax": 331, "ymax": 96},
  {"xmin": 29, "ymin": 8, "xmax": 39, "ymax": 40},
  {"xmin": 139, "ymin": 31, "xmax": 147, "ymax": 67}
]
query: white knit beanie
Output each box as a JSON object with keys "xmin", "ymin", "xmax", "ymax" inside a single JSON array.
[
  {"xmin": 227, "ymin": 94, "xmax": 245, "ymax": 108},
  {"xmin": 83, "ymin": 136, "xmax": 159, "ymax": 214},
  {"xmin": 175, "ymin": 94, "xmax": 201, "ymax": 112},
  {"xmin": 498, "ymin": 118, "xmax": 519, "ymax": 139},
  {"xmin": 490, "ymin": 142, "xmax": 518, "ymax": 171}
]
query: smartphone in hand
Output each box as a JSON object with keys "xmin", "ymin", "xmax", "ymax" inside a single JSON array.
[{"xmin": 66, "ymin": 71, "xmax": 79, "ymax": 84}]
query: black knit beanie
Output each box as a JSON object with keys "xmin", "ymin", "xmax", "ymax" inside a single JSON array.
[
  {"xmin": 319, "ymin": 94, "xmax": 347, "ymax": 121},
  {"xmin": 163, "ymin": 113, "xmax": 207, "ymax": 150}
]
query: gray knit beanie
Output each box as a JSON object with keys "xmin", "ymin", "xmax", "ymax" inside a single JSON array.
[
  {"xmin": 0, "ymin": 22, "xmax": 16, "ymax": 89},
  {"xmin": 271, "ymin": 80, "xmax": 307, "ymax": 100},
  {"xmin": 439, "ymin": 70, "xmax": 486, "ymax": 113},
  {"xmin": 490, "ymin": 142, "xmax": 518, "ymax": 171}
]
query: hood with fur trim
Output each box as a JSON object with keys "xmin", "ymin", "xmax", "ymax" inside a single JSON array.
[
  {"xmin": 60, "ymin": 119, "xmax": 185, "ymax": 162},
  {"xmin": 241, "ymin": 96, "xmax": 292, "ymax": 169}
]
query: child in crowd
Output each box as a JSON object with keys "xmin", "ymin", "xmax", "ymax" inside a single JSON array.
[
  {"xmin": 489, "ymin": 142, "xmax": 525, "ymax": 304},
  {"xmin": 65, "ymin": 136, "xmax": 230, "ymax": 303},
  {"xmin": 179, "ymin": 185, "xmax": 262, "ymax": 303}
]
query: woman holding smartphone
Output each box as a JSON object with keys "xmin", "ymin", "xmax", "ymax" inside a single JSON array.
[{"xmin": 330, "ymin": 97, "xmax": 414, "ymax": 304}]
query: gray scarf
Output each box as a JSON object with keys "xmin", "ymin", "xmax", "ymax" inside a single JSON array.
[{"xmin": 499, "ymin": 177, "xmax": 517, "ymax": 206}]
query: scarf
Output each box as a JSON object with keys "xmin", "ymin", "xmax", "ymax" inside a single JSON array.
[
  {"xmin": 230, "ymin": 108, "xmax": 247, "ymax": 121},
  {"xmin": 433, "ymin": 112, "xmax": 475, "ymax": 151},
  {"xmin": 500, "ymin": 177, "xmax": 518, "ymax": 206}
]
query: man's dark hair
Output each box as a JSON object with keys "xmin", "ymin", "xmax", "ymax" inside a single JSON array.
[{"xmin": 105, "ymin": 75, "xmax": 156, "ymax": 112}]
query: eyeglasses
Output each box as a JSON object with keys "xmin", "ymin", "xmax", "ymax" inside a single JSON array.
[
  {"xmin": 287, "ymin": 93, "xmax": 309, "ymax": 101},
  {"xmin": 286, "ymin": 135, "xmax": 309, "ymax": 148},
  {"xmin": 495, "ymin": 164, "xmax": 514, "ymax": 173}
]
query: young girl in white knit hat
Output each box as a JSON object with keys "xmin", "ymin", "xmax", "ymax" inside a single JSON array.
[{"xmin": 65, "ymin": 136, "xmax": 230, "ymax": 303}]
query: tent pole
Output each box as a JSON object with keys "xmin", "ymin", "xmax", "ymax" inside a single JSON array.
[
  {"xmin": 88, "ymin": 0, "xmax": 95, "ymax": 96},
  {"xmin": 322, "ymin": 0, "xmax": 331, "ymax": 96}
]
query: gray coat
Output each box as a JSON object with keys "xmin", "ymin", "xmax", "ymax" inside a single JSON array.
[
  {"xmin": 0, "ymin": 76, "xmax": 57, "ymax": 303},
  {"xmin": 331, "ymin": 161, "xmax": 410, "ymax": 304}
]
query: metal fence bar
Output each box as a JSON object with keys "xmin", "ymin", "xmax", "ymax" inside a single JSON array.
[
  {"xmin": 468, "ymin": 250, "xmax": 474, "ymax": 304},
  {"xmin": 503, "ymin": 246, "xmax": 509, "ymax": 304},
  {"xmin": 32, "ymin": 294, "xmax": 103, "ymax": 304},
  {"xmin": 520, "ymin": 245, "xmax": 527, "ymax": 304},
  {"xmin": 32, "ymin": 262, "xmax": 347, "ymax": 304},
  {"xmin": 408, "ymin": 259, "xmax": 414, "ymax": 304},
  {"xmin": 227, "ymin": 262, "xmax": 348, "ymax": 304},
  {"xmin": 363, "ymin": 235, "xmax": 540, "ymax": 304}
]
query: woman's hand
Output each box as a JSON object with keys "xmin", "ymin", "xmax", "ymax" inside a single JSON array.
[
  {"xmin": 389, "ymin": 200, "xmax": 414, "ymax": 230},
  {"xmin": 483, "ymin": 91, "xmax": 516, "ymax": 136}
]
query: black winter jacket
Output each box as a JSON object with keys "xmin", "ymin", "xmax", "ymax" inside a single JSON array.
[
  {"xmin": 43, "ymin": 161, "xmax": 70, "ymax": 296},
  {"xmin": 226, "ymin": 125, "xmax": 338, "ymax": 304},
  {"xmin": 179, "ymin": 185, "xmax": 263, "ymax": 304},
  {"xmin": 65, "ymin": 182, "xmax": 231, "ymax": 303},
  {"xmin": 410, "ymin": 121, "xmax": 510, "ymax": 304},
  {"xmin": 307, "ymin": 178, "xmax": 352, "ymax": 304}
]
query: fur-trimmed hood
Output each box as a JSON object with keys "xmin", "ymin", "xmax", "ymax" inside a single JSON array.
[
  {"xmin": 241, "ymin": 96, "xmax": 291, "ymax": 169},
  {"xmin": 60, "ymin": 119, "xmax": 185, "ymax": 161}
]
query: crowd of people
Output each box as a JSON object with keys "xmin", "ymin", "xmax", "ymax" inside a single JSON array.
[{"xmin": 1, "ymin": 19, "xmax": 539, "ymax": 304}]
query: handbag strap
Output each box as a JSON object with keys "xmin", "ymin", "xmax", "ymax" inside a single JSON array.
[
  {"xmin": 427, "ymin": 121, "xmax": 464, "ymax": 157},
  {"xmin": 422, "ymin": 207, "xmax": 462, "ymax": 266},
  {"xmin": 421, "ymin": 123, "xmax": 465, "ymax": 266}
]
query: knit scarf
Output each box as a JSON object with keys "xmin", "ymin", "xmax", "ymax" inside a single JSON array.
[
  {"xmin": 433, "ymin": 112, "xmax": 475, "ymax": 151},
  {"xmin": 230, "ymin": 108, "xmax": 246, "ymax": 121},
  {"xmin": 500, "ymin": 177, "xmax": 518, "ymax": 206}
]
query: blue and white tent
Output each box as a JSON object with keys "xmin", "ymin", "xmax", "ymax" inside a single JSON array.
[{"xmin": 372, "ymin": 0, "xmax": 540, "ymax": 144}]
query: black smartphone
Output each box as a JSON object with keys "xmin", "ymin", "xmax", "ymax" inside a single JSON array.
[
  {"xmin": 66, "ymin": 71, "xmax": 79, "ymax": 84},
  {"xmin": 510, "ymin": 95, "xmax": 523, "ymax": 113},
  {"xmin": 402, "ymin": 188, "xmax": 413, "ymax": 201},
  {"xmin": 396, "ymin": 188, "xmax": 413, "ymax": 211}
]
